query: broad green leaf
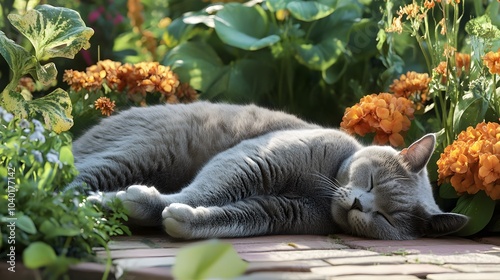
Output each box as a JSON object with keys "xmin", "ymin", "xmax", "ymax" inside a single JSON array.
[
  {"xmin": 163, "ymin": 41, "xmax": 224, "ymax": 92},
  {"xmin": 172, "ymin": 240, "xmax": 248, "ymax": 280},
  {"xmin": 32, "ymin": 61, "xmax": 58, "ymax": 86},
  {"xmin": 23, "ymin": 242, "xmax": 58, "ymax": 269},
  {"xmin": 322, "ymin": 56, "xmax": 347, "ymax": 84},
  {"xmin": 0, "ymin": 30, "xmax": 36, "ymax": 79},
  {"xmin": 214, "ymin": 3, "xmax": 280, "ymax": 51},
  {"xmin": 266, "ymin": 0, "xmax": 289, "ymax": 11},
  {"xmin": 204, "ymin": 57, "xmax": 275, "ymax": 102},
  {"xmin": 453, "ymin": 90, "xmax": 488, "ymax": 135},
  {"xmin": 452, "ymin": 191, "xmax": 495, "ymax": 236},
  {"xmin": 8, "ymin": 4, "xmax": 94, "ymax": 61},
  {"xmin": 16, "ymin": 215, "xmax": 37, "ymax": 234},
  {"xmin": 3, "ymin": 88, "xmax": 73, "ymax": 133},
  {"xmin": 287, "ymin": 1, "xmax": 335, "ymax": 21},
  {"xmin": 293, "ymin": 4, "xmax": 361, "ymax": 71},
  {"xmin": 439, "ymin": 183, "xmax": 459, "ymax": 199}
]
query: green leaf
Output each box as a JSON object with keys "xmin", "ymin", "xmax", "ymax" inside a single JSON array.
[
  {"xmin": 163, "ymin": 41, "xmax": 224, "ymax": 92},
  {"xmin": 453, "ymin": 90, "xmax": 488, "ymax": 135},
  {"xmin": 452, "ymin": 191, "xmax": 496, "ymax": 236},
  {"xmin": 0, "ymin": 30, "xmax": 36, "ymax": 79},
  {"xmin": 439, "ymin": 183, "xmax": 459, "ymax": 199},
  {"xmin": 7, "ymin": 4, "xmax": 94, "ymax": 61},
  {"xmin": 40, "ymin": 220, "xmax": 80, "ymax": 239},
  {"xmin": 204, "ymin": 57, "xmax": 275, "ymax": 102},
  {"xmin": 293, "ymin": 4, "xmax": 361, "ymax": 71},
  {"xmin": 287, "ymin": 1, "xmax": 335, "ymax": 21},
  {"xmin": 3, "ymin": 88, "xmax": 73, "ymax": 133},
  {"xmin": 59, "ymin": 145, "xmax": 74, "ymax": 166},
  {"xmin": 322, "ymin": 56, "xmax": 347, "ymax": 84},
  {"xmin": 214, "ymin": 3, "xmax": 280, "ymax": 51},
  {"xmin": 172, "ymin": 240, "xmax": 248, "ymax": 280},
  {"xmin": 23, "ymin": 242, "xmax": 58, "ymax": 269},
  {"xmin": 16, "ymin": 215, "xmax": 37, "ymax": 234}
]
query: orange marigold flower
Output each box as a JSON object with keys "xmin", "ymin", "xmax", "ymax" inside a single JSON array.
[
  {"xmin": 437, "ymin": 122, "xmax": 500, "ymax": 200},
  {"xmin": 389, "ymin": 71, "xmax": 431, "ymax": 111},
  {"xmin": 483, "ymin": 49, "xmax": 500, "ymax": 75},
  {"xmin": 340, "ymin": 93, "xmax": 415, "ymax": 147},
  {"xmin": 386, "ymin": 15, "xmax": 403, "ymax": 34},
  {"xmin": 433, "ymin": 52, "xmax": 471, "ymax": 83},
  {"xmin": 94, "ymin": 97, "xmax": 116, "ymax": 116}
]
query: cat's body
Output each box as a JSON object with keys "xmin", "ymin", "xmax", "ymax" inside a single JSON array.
[{"xmin": 72, "ymin": 102, "xmax": 467, "ymax": 240}]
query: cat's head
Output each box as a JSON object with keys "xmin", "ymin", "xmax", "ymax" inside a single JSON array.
[{"xmin": 331, "ymin": 134, "xmax": 468, "ymax": 240}]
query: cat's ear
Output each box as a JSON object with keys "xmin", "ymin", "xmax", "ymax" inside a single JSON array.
[
  {"xmin": 424, "ymin": 213, "xmax": 469, "ymax": 237},
  {"xmin": 399, "ymin": 134, "xmax": 436, "ymax": 173}
]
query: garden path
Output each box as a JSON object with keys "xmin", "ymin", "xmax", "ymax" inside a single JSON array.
[
  {"xmin": 3, "ymin": 230, "xmax": 499, "ymax": 279},
  {"xmin": 78, "ymin": 230, "xmax": 500, "ymax": 279}
]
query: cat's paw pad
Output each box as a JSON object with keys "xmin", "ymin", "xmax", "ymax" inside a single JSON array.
[
  {"xmin": 115, "ymin": 185, "xmax": 164, "ymax": 226},
  {"xmin": 162, "ymin": 203, "xmax": 209, "ymax": 239}
]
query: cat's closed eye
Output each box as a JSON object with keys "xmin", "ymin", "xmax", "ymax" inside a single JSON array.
[{"xmin": 375, "ymin": 211, "xmax": 394, "ymax": 226}]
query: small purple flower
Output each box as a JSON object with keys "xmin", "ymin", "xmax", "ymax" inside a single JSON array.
[
  {"xmin": 19, "ymin": 119, "xmax": 30, "ymax": 129},
  {"xmin": 47, "ymin": 150, "xmax": 63, "ymax": 169},
  {"xmin": 29, "ymin": 130, "xmax": 46, "ymax": 143},
  {"xmin": 2, "ymin": 112, "xmax": 13, "ymax": 123},
  {"xmin": 32, "ymin": 150, "xmax": 43, "ymax": 163},
  {"xmin": 32, "ymin": 119, "xmax": 45, "ymax": 133}
]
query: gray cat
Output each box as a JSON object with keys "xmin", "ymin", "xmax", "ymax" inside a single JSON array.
[{"xmin": 71, "ymin": 102, "xmax": 468, "ymax": 240}]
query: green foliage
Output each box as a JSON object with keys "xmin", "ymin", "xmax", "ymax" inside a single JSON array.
[
  {"xmin": 162, "ymin": 0, "xmax": 381, "ymax": 124},
  {"xmin": 380, "ymin": 0, "xmax": 500, "ymax": 235},
  {"xmin": 0, "ymin": 108, "xmax": 130, "ymax": 277},
  {"xmin": 452, "ymin": 191, "xmax": 496, "ymax": 236},
  {"xmin": 172, "ymin": 240, "xmax": 248, "ymax": 280},
  {"xmin": 0, "ymin": 4, "xmax": 93, "ymax": 133}
]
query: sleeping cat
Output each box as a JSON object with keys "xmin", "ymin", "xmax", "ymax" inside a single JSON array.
[{"xmin": 71, "ymin": 102, "xmax": 468, "ymax": 240}]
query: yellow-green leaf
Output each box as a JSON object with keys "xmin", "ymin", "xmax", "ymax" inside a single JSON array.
[
  {"xmin": 0, "ymin": 30, "xmax": 36, "ymax": 78},
  {"xmin": 172, "ymin": 240, "xmax": 247, "ymax": 280},
  {"xmin": 3, "ymin": 88, "xmax": 73, "ymax": 133},
  {"xmin": 23, "ymin": 242, "xmax": 57, "ymax": 269},
  {"xmin": 7, "ymin": 4, "xmax": 94, "ymax": 61}
]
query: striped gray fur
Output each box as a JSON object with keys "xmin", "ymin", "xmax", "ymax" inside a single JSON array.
[{"xmin": 71, "ymin": 102, "xmax": 468, "ymax": 240}]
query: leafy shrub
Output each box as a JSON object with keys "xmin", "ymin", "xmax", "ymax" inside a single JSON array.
[
  {"xmin": 159, "ymin": 0, "xmax": 383, "ymax": 124},
  {"xmin": 0, "ymin": 108, "xmax": 130, "ymax": 277}
]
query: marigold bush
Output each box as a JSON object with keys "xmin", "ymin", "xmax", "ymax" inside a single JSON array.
[
  {"xmin": 63, "ymin": 60, "xmax": 198, "ymax": 116},
  {"xmin": 340, "ymin": 93, "xmax": 415, "ymax": 147},
  {"xmin": 389, "ymin": 71, "xmax": 431, "ymax": 111},
  {"xmin": 437, "ymin": 122, "xmax": 500, "ymax": 200}
]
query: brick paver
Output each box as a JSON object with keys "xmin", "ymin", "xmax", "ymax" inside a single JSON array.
[{"xmin": 2, "ymin": 232, "xmax": 500, "ymax": 279}]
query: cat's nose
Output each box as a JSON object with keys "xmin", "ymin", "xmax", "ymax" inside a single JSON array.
[{"xmin": 350, "ymin": 197, "xmax": 363, "ymax": 212}]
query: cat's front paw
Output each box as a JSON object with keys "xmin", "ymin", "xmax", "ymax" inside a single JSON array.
[
  {"xmin": 162, "ymin": 203, "xmax": 210, "ymax": 239},
  {"xmin": 116, "ymin": 185, "xmax": 166, "ymax": 226}
]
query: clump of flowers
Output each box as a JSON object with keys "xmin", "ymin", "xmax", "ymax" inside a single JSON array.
[
  {"xmin": 437, "ymin": 122, "xmax": 500, "ymax": 200},
  {"xmin": 340, "ymin": 93, "xmax": 415, "ymax": 147},
  {"xmin": 433, "ymin": 52, "xmax": 471, "ymax": 83},
  {"xmin": 389, "ymin": 71, "xmax": 431, "ymax": 111},
  {"xmin": 94, "ymin": 97, "xmax": 116, "ymax": 116},
  {"xmin": 63, "ymin": 60, "xmax": 198, "ymax": 116}
]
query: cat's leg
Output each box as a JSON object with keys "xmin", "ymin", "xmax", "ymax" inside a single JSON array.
[
  {"xmin": 113, "ymin": 156, "xmax": 277, "ymax": 226},
  {"xmin": 161, "ymin": 196, "xmax": 334, "ymax": 239}
]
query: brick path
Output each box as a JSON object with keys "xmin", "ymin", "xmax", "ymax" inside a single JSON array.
[
  {"xmin": 2, "ymin": 232, "xmax": 499, "ymax": 279},
  {"xmin": 65, "ymin": 232, "xmax": 500, "ymax": 279}
]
